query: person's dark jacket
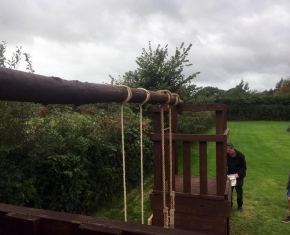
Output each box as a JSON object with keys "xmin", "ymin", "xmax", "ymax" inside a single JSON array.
[
  {"xmin": 286, "ymin": 170, "xmax": 290, "ymax": 190},
  {"xmin": 227, "ymin": 149, "xmax": 247, "ymax": 179}
]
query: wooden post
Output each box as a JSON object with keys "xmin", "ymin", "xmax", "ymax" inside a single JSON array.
[
  {"xmin": 183, "ymin": 141, "xmax": 191, "ymax": 193},
  {"xmin": 199, "ymin": 141, "xmax": 208, "ymax": 195},
  {"xmin": 171, "ymin": 106, "xmax": 178, "ymax": 176},
  {"xmin": 152, "ymin": 105, "xmax": 162, "ymax": 191},
  {"xmin": 216, "ymin": 105, "xmax": 227, "ymax": 196}
]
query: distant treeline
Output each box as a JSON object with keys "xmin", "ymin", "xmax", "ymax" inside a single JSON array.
[{"xmin": 216, "ymin": 95, "xmax": 290, "ymax": 121}]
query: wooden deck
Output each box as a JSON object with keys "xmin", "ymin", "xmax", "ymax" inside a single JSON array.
[{"xmin": 170, "ymin": 176, "xmax": 231, "ymax": 198}]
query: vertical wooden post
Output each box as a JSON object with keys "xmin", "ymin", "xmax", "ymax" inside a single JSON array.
[
  {"xmin": 171, "ymin": 106, "xmax": 178, "ymax": 190},
  {"xmin": 152, "ymin": 105, "xmax": 162, "ymax": 191},
  {"xmin": 216, "ymin": 105, "xmax": 227, "ymax": 196},
  {"xmin": 165, "ymin": 128, "xmax": 169, "ymax": 183},
  {"xmin": 216, "ymin": 142, "xmax": 226, "ymax": 195},
  {"xmin": 183, "ymin": 141, "xmax": 191, "ymax": 193},
  {"xmin": 199, "ymin": 141, "xmax": 208, "ymax": 195}
]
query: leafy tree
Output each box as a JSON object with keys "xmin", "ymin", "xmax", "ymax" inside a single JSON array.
[
  {"xmin": 195, "ymin": 86, "xmax": 225, "ymax": 98},
  {"xmin": 226, "ymin": 80, "xmax": 250, "ymax": 96},
  {"xmin": 0, "ymin": 41, "xmax": 38, "ymax": 152},
  {"xmin": 0, "ymin": 41, "xmax": 41, "ymax": 207},
  {"xmin": 114, "ymin": 42, "xmax": 200, "ymax": 95},
  {"xmin": 275, "ymin": 78, "xmax": 284, "ymax": 89},
  {"xmin": 0, "ymin": 41, "xmax": 34, "ymax": 73},
  {"xmin": 274, "ymin": 76, "xmax": 290, "ymax": 96}
]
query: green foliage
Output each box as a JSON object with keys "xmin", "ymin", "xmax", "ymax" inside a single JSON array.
[
  {"xmin": 0, "ymin": 101, "xmax": 42, "ymax": 153},
  {"xmin": 195, "ymin": 86, "xmax": 226, "ymax": 98},
  {"xmin": 218, "ymin": 95, "xmax": 290, "ymax": 121},
  {"xmin": 274, "ymin": 76, "xmax": 290, "ymax": 96},
  {"xmin": 0, "ymin": 41, "xmax": 34, "ymax": 73},
  {"xmin": 226, "ymin": 80, "xmax": 250, "ymax": 96},
  {"xmin": 0, "ymin": 103, "xmax": 153, "ymax": 214},
  {"xmin": 113, "ymin": 42, "xmax": 200, "ymax": 104},
  {"xmin": 178, "ymin": 111, "xmax": 215, "ymax": 134},
  {"xmin": 0, "ymin": 41, "xmax": 6, "ymax": 67},
  {"xmin": 0, "ymin": 41, "xmax": 38, "ymax": 206}
]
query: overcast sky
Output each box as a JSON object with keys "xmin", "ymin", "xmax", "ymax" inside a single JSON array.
[{"xmin": 1, "ymin": 0, "xmax": 290, "ymax": 92}]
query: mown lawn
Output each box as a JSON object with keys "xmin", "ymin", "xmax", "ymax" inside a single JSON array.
[
  {"xmin": 94, "ymin": 121, "xmax": 290, "ymax": 235},
  {"xmin": 227, "ymin": 121, "xmax": 290, "ymax": 235}
]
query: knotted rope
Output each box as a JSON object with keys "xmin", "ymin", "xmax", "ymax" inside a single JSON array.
[
  {"xmin": 117, "ymin": 85, "xmax": 132, "ymax": 222},
  {"xmin": 157, "ymin": 90, "xmax": 180, "ymax": 229},
  {"xmin": 137, "ymin": 88, "xmax": 150, "ymax": 224},
  {"xmin": 157, "ymin": 90, "xmax": 172, "ymax": 228}
]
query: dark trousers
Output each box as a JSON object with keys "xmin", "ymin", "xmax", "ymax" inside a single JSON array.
[{"xmin": 231, "ymin": 178, "xmax": 244, "ymax": 208}]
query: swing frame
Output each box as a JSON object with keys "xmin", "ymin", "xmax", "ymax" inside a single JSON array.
[{"xmin": 0, "ymin": 67, "xmax": 231, "ymax": 235}]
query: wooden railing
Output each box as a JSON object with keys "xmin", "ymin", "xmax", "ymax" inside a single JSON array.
[
  {"xmin": 0, "ymin": 203, "xmax": 207, "ymax": 235},
  {"xmin": 151, "ymin": 104, "xmax": 229, "ymax": 197}
]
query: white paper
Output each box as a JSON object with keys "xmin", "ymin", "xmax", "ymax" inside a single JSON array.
[{"xmin": 227, "ymin": 174, "xmax": 236, "ymax": 186}]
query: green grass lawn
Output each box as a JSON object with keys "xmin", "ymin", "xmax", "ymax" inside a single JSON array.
[
  {"xmin": 94, "ymin": 121, "xmax": 290, "ymax": 235},
  {"xmin": 227, "ymin": 121, "xmax": 290, "ymax": 235}
]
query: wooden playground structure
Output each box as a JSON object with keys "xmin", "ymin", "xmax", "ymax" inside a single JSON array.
[
  {"xmin": 0, "ymin": 67, "xmax": 231, "ymax": 235},
  {"xmin": 149, "ymin": 103, "xmax": 231, "ymax": 234}
]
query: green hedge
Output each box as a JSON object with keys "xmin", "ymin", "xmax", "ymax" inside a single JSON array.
[
  {"xmin": 0, "ymin": 101, "xmax": 223, "ymax": 215},
  {"xmin": 0, "ymin": 104, "xmax": 153, "ymax": 214},
  {"xmin": 216, "ymin": 95, "xmax": 290, "ymax": 121}
]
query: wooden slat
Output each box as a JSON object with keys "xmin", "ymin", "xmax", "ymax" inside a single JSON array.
[
  {"xmin": 177, "ymin": 104, "xmax": 226, "ymax": 112},
  {"xmin": 152, "ymin": 209, "xmax": 226, "ymax": 235},
  {"xmin": 171, "ymin": 106, "xmax": 178, "ymax": 185},
  {"xmin": 199, "ymin": 141, "xmax": 208, "ymax": 195},
  {"xmin": 40, "ymin": 217, "xmax": 81, "ymax": 235},
  {"xmin": 151, "ymin": 133, "xmax": 228, "ymax": 142},
  {"xmin": 76, "ymin": 224, "xmax": 123, "ymax": 235},
  {"xmin": 153, "ymin": 109, "xmax": 162, "ymax": 191},
  {"xmin": 165, "ymin": 129, "xmax": 169, "ymax": 182},
  {"xmin": 183, "ymin": 141, "xmax": 191, "ymax": 193},
  {"xmin": 150, "ymin": 194, "xmax": 230, "ymax": 217},
  {"xmin": 153, "ymin": 143, "xmax": 162, "ymax": 190},
  {"xmin": 1, "ymin": 213, "xmax": 40, "ymax": 235},
  {"xmin": 216, "ymin": 142, "xmax": 226, "ymax": 196},
  {"xmin": 222, "ymin": 105, "xmax": 227, "ymax": 132},
  {"xmin": 172, "ymin": 140, "xmax": 177, "ymax": 191},
  {"xmin": 0, "ymin": 203, "xmax": 208, "ymax": 235},
  {"xmin": 216, "ymin": 110, "xmax": 225, "ymax": 134},
  {"xmin": 152, "ymin": 176, "xmax": 229, "ymax": 201}
]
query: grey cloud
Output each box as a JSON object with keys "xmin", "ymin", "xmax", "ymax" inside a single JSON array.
[{"xmin": 1, "ymin": 0, "xmax": 290, "ymax": 92}]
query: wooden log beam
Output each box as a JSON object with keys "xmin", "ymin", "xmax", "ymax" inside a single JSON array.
[{"xmin": 0, "ymin": 67, "xmax": 183, "ymax": 106}]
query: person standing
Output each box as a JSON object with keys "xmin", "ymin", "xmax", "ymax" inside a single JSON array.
[
  {"xmin": 227, "ymin": 142, "xmax": 247, "ymax": 211},
  {"xmin": 282, "ymin": 170, "xmax": 290, "ymax": 223}
]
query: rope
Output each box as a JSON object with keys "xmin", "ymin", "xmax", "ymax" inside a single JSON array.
[
  {"xmin": 168, "ymin": 105, "xmax": 175, "ymax": 229},
  {"xmin": 157, "ymin": 89, "xmax": 177, "ymax": 229},
  {"xmin": 160, "ymin": 105, "xmax": 169, "ymax": 228},
  {"xmin": 137, "ymin": 88, "xmax": 150, "ymax": 224},
  {"xmin": 118, "ymin": 85, "xmax": 133, "ymax": 104},
  {"xmin": 157, "ymin": 90, "xmax": 172, "ymax": 228},
  {"xmin": 137, "ymin": 88, "xmax": 150, "ymax": 105},
  {"xmin": 117, "ymin": 85, "xmax": 132, "ymax": 222},
  {"xmin": 157, "ymin": 90, "xmax": 172, "ymax": 104},
  {"xmin": 171, "ymin": 93, "xmax": 180, "ymax": 106}
]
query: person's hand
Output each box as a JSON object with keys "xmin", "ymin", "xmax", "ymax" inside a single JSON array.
[{"xmin": 235, "ymin": 173, "xmax": 239, "ymax": 178}]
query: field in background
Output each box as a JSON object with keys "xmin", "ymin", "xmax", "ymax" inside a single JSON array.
[{"xmin": 94, "ymin": 121, "xmax": 290, "ymax": 235}]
